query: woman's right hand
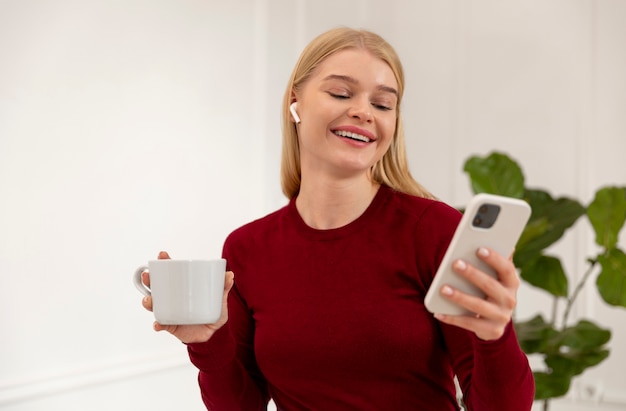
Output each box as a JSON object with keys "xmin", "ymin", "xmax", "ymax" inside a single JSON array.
[{"xmin": 141, "ymin": 251, "xmax": 235, "ymax": 344}]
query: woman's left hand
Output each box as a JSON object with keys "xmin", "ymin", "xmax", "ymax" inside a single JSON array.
[{"xmin": 433, "ymin": 247, "xmax": 519, "ymax": 341}]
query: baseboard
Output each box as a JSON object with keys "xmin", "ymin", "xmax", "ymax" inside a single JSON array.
[{"xmin": 0, "ymin": 353, "xmax": 191, "ymax": 406}]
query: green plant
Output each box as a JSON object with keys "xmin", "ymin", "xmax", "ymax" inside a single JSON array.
[{"xmin": 462, "ymin": 152, "xmax": 626, "ymax": 410}]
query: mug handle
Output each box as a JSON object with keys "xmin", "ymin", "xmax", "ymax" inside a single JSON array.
[{"xmin": 133, "ymin": 265, "xmax": 151, "ymax": 297}]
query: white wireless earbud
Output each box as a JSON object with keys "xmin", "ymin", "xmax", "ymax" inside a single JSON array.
[{"xmin": 289, "ymin": 102, "xmax": 301, "ymax": 124}]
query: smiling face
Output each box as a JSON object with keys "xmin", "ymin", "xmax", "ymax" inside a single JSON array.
[{"xmin": 293, "ymin": 48, "xmax": 399, "ymax": 182}]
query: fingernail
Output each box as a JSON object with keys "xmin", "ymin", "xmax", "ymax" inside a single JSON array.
[
  {"xmin": 143, "ymin": 296, "xmax": 149, "ymax": 303},
  {"xmin": 442, "ymin": 285, "xmax": 454, "ymax": 296},
  {"xmin": 478, "ymin": 247, "xmax": 490, "ymax": 257},
  {"xmin": 454, "ymin": 259, "xmax": 467, "ymax": 270}
]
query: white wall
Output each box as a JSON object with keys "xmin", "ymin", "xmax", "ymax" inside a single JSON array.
[
  {"xmin": 1, "ymin": 1, "xmax": 624, "ymax": 410},
  {"xmin": 0, "ymin": 1, "xmax": 265, "ymax": 410}
]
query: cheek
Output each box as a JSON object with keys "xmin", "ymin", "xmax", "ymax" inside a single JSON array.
[
  {"xmin": 379, "ymin": 117, "xmax": 397, "ymax": 145},
  {"xmin": 297, "ymin": 121, "xmax": 329, "ymax": 150},
  {"xmin": 379, "ymin": 136, "xmax": 394, "ymax": 156}
]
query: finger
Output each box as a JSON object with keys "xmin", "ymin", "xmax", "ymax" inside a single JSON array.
[
  {"xmin": 452, "ymin": 259, "xmax": 505, "ymax": 303},
  {"xmin": 141, "ymin": 270, "xmax": 151, "ymax": 287},
  {"xmin": 447, "ymin": 260, "xmax": 515, "ymax": 316},
  {"xmin": 439, "ymin": 282, "xmax": 501, "ymax": 320},
  {"xmin": 153, "ymin": 322, "xmax": 177, "ymax": 333},
  {"xmin": 158, "ymin": 251, "xmax": 171, "ymax": 260},
  {"xmin": 477, "ymin": 247, "xmax": 520, "ymax": 289},
  {"xmin": 141, "ymin": 295, "xmax": 153, "ymax": 312},
  {"xmin": 221, "ymin": 271, "xmax": 235, "ymax": 317}
]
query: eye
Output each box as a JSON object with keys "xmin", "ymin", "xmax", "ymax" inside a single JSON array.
[
  {"xmin": 371, "ymin": 92, "xmax": 396, "ymax": 111},
  {"xmin": 372, "ymin": 103, "xmax": 393, "ymax": 111},
  {"xmin": 371, "ymin": 100, "xmax": 395, "ymax": 111},
  {"xmin": 328, "ymin": 91, "xmax": 350, "ymax": 99}
]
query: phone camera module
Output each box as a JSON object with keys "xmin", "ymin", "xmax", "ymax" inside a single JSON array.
[{"xmin": 472, "ymin": 203, "xmax": 501, "ymax": 229}]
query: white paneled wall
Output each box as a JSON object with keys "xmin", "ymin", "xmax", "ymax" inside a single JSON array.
[
  {"xmin": 0, "ymin": 1, "xmax": 263, "ymax": 410},
  {"xmin": 0, "ymin": 1, "xmax": 624, "ymax": 410}
]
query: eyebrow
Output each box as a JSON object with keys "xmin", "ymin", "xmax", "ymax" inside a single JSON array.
[{"xmin": 322, "ymin": 74, "xmax": 398, "ymax": 96}]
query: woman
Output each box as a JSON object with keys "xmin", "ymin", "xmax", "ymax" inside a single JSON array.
[{"xmin": 142, "ymin": 27, "xmax": 535, "ymax": 410}]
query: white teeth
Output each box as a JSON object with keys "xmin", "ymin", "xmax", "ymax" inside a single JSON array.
[{"xmin": 334, "ymin": 130, "xmax": 371, "ymax": 142}]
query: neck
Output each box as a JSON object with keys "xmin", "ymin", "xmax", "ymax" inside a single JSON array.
[{"xmin": 295, "ymin": 175, "xmax": 380, "ymax": 230}]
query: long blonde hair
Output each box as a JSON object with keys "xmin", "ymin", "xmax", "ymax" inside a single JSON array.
[{"xmin": 280, "ymin": 27, "xmax": 435, "ymax": 200}]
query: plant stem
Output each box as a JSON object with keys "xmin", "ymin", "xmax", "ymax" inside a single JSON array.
[
  {"xmin": 562, "ymin": 259, "xmax": 598, "ymax": 325},
  {"xmin": 550, "ymin": 297, "xmax": 558, "ymax": 327}
]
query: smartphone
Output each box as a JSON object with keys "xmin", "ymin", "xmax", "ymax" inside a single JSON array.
[{"xmin": 424, "ymin": 193, "xmax": 531, "ymax": 316}]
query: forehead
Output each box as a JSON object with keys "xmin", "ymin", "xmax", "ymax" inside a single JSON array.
[{"xmin": 311, "ymin": 48, "xmax": 398, "ymax": 89}]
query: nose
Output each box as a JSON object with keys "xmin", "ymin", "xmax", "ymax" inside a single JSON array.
[{"xmin": 348, "ymin": 99, "xmax": 373, "ymax": 123}]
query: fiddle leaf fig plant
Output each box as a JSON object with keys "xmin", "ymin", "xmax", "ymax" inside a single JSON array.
[{"xmin": 462, "ymin": 152, "xmax": 626, "ymax": 409}]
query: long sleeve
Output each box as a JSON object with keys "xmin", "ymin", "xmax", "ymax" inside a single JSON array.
[
  {"xmin": 442, "ymin": 321, "xmax": 535, "ymax": 410},
  {"xmin": 187, "ymin": 283, "xmax": 270, "ymax": 410}
]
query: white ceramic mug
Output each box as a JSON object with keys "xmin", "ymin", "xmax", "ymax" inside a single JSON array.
[{"xmin": 133, "ymin": 259, "xmax": 226, "ymax": 325}]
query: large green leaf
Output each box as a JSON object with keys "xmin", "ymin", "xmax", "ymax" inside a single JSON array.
[
  {"xmin": 542, "ymin": 320, "xmax": 611, "ymax": 379},
  {"xmin": 544, "ymin": 347, "xmax": 610, "ymax": 377},
  {"xmin": 519, "ymin": 255, "xmax": 568, "ymax": 297},
  {"xmin": 513, "ymin": 189, "xmax": 585, "ymax": 266},
  {"xmin": 533, "ymin": 371, "xmax": 572, "ymax": 400},
  {"xmin": 557, "ymin": 320, "xmax": 611, "ymax": 350},
  {"xmin": 526, "ymin": 320, "xmax": 611, "ymax": 400},
  {"xmin": 514, "ymin": 315, "xmax": 559, "ymax": 353},
  {"xmin": 463, "ymin": 152, "xmax": 525, "ymax": 198},
  {"xmin": 596, "ymin": 248, "xmax": 626, "ymax": 307},
  {"xmin": 587, "ymin": 186, "xmax": 626, "ymax": 249}
]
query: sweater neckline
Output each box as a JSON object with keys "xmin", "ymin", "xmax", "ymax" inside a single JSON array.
[{"xmin": 287, "ymin": 185, "xmax": 392, "ymax": 240}]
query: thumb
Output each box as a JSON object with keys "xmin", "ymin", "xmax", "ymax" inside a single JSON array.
[
  {"xmin": 158, "ymin": 251, "xmax": 171, "ymax": 260},
  {"xmin": 225, "ymin": 271, "xmax": 235, "ymax": 291}
]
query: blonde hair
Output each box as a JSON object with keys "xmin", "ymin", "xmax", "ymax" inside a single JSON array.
[{"xmin": 280, "ymin": 27, "xmax": 435, "ymax": 200}]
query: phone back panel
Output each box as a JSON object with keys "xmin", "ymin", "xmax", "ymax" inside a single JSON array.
[{"xmin": 424, "ymin": 193, "xmax": 531, "ymax": 316}]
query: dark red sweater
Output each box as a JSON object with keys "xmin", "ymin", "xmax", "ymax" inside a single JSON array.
[{"xmin": 188, "ymin": 185, "xmax": 534, "ymax": 410}]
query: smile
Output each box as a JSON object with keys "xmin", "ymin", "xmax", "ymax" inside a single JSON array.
[{"xmin": 333, "ymin": 130, "xmax": 372, "ymax": 143}]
